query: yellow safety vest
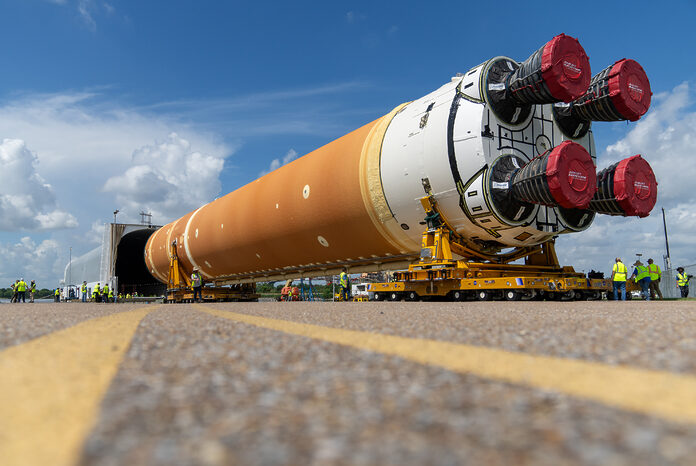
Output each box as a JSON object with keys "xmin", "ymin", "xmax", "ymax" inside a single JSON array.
[
  {"xmin": 31, "ymin": 284, "xmax": 36, "ymax": 292},
  {"xmin": 648, "ymin": 264, "xmax": 661, "ymax": 280},
  {"xmin": 677, "ymin": 273, "xmax": 689, "ymax": 286},
  {"xmin": 613, "ymin": 262, "xmax": 627, "ymax": 282},
  {"xmin": 81, "ymin": 284, "xmax": 87, "ymax": 292},
  {"xmin": 635, "ymin": 266, "xmax": 649, "ymax": 281},
  {"xmin": 17, "ymin": 281, "xmax": 27, "ymax": 292},
  {"xmin": 55, "ymin": 289, "xmax": 60, "ymax": 296},
  {"xmin": 340, "ymin": 272, "xmax": 348, "ymax": 287},
  {"xmin": 93, "ymin": 286, "xmax": 100, "ymax": 295},
  {"xmin": 103, "ymin": 285, "xmax": 109, "ymax": 293}
]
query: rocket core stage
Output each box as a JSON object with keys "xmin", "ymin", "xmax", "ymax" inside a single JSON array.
[{"xmin": 145, "ymin": 34, "xmax": 657, "ymax": 285}]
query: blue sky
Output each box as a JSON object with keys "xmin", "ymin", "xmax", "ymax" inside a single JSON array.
[{"xmin": 1, "ymin": 0, "xmax": 695, "ymax": 286}]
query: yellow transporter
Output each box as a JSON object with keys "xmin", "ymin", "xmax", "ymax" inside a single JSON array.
[{"xmin": 367, "ymin": 195, "xmax": 628, "ymax": 302}]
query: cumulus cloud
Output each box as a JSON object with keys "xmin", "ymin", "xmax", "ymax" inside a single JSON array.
[
  {"xmin": 0, "ymin": 237, "xmax": 64, "ymax": 286},
  {"xmin": 259, "ymin": 149, "xmax": 298, "ymax": 176},
  {"xmin": 0, "ymin": 139, "xmax": 77, "ymax": 231},
  {"xmin": 103, "ymin": 133, "xmax": 225, "ymax": 222},
  {"xmin": 557, "ymin": 82, "xmax": 696, "ymax": 274}
]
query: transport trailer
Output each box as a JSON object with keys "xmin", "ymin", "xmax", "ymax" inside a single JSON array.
[
  {"xmin": 366, "ymin": 193, "xmax": 625, "ymax": 302},
  {"xmin": 368, "ymin": 263, "xmax": 612, "ymax": 302},
  {"xmin": 164, "ymin": 240, "xmax": 258, "ymax": 303}
]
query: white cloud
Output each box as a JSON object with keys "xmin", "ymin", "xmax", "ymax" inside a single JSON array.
[
  {"xmin": 103, "ymin": 133, "xmax": 225, "ymax": 222},
  {"xmin": 78, "ymin": 0, "xmax": 96, "ymax": 30},
  {"xmin": 0, "ymin": 139, "xmax": 77, "ymax": 231},
  {"xmin": 259, "ymin": 148, "xmax": 298, "ymax": 176},
  {"xmin": 0, "ymin": 237, "xmax": 64, "ymax": 286},
  {"xmin": 0, "ymin": 91, "xmax": 230, "ymax": 225},
  {"xmin": 557, "ymin": 82, "xmax": 696, "ymax": 274}
]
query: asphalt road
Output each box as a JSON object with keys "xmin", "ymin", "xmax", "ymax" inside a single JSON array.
[{"xmin": 1, "ymin": 300, "xmax": 696, "ymax": 466}]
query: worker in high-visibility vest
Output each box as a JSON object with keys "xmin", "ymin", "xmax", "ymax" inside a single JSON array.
[
  {"xmin": 54, "ymin": 287, "xmax": 60, "ymax": 303},
  {"xmin": 81, "ymin": 281, "xmax": 88, "ymax": 302},
  {"xmin": 287, "ymin": 287, "xmax": 293, "ymax": 302},
  {"xmin": 102, "ymin": 283, "xmax": 110, "ymax": 303},
  {"xmin": 611, "ymin": 257, "xmax": 628, "ymax": 301},
  {"xmin": 16, "ymin": 278, "xmax": 27, "ymax": 303},
  {"xmin": 30, "ymin": 280, "xmax": 36, "ymax": 303},
  {"xmin": 647, "ymin": 258, "xmax": 663, "ymax": 300},
  {"xmin": 631, "ymin": 260, "xmax": 651, "ymax": 300},
  {"xmin": 676, "ymin": 267, "xmax": 690, "ymax": 298},
  {"xmin": 339, "ymin": 268, "xmax": 350, "ymax": 302},
  {"xmin": 93, "ymin": 283, "xmax": 101, "ymax": 303},
  {"xmin": 191, "ymin": 268, "xmax": 203, "ymax": 302}
]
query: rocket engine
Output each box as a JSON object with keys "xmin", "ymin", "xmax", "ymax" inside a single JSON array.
[{"xmin": 145, "ymin": 34, "xmax": 657, "ymax": 284}]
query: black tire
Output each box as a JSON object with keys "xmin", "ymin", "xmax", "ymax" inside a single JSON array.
[
  {"xmin": 388, "ymin": 292, "xmax": 402, "ymax": 302},
  {"xmin": 374, "ymin": 293, "xmax": 384, "ymax": 301},
  {"xmin": 405, "ymin": 291, "xmax": 419, "ymax": 301},
  {"xmin": 477, "ymin": 290, "xmax": 492, "ymax": 301},
  {"xmin": 504, "ymin": 290, "xmax": 521, "ymax": 301},
  {"xmin": 452, "ymin": 290, "xmax": 465, "ymax": 301}
]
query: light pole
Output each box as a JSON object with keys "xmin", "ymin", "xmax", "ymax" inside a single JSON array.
[
  {"xmin": 69, "ymin": 247, "xmax": 72, "ymax": 299},
  {"xmin": 113, "ymin": 209, "xmax": 120, "ymax": 224}
]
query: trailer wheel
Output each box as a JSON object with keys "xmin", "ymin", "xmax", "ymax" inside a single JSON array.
[
  {"xmin": 388, "ymin": 292, "xmax": 402, "ymax": 301},
  {"xmin": 452, "ymin": 290, "xmax": 465, "ymax": 301},
  {"xmin": 504, "ymin": 290, "xmax": 521, "ymax": 301},
  {"xmin": 373, "ymin": 293, "xmax": 384, "ymax": 301},
  {"xmin": 477, "ymin": 290, "xmax": 492, "ymax": 301},
  {"xmin": 405, "ymin": 291, "xmax": 419, "ymax": 301}
]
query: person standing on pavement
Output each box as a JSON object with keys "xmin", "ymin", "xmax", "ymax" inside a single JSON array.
[
  {"xmin": 647, "ymin": 258, "xmax": 663, "ymax": 300},
  {"xmin": 54, "ymin": 287, "xmax": 60, "ymax": 302},
  {"xmin": 339, "ymin": 268, "xmax": 350, "ymax": 302},
  {"xmin": 630, "ymin": 261, "xmax": 650, "ymax": 300},
  {"xmin": 29, "ymin": 280, "xmax": 36, "ymax": 303},
  {"xmin": 676, "ymin": 267, "xmax": 690, "ymax": 298},
  {"xmin": 191, "ymin": 268, "xmax": 203, "ymax": 303},
  {"xmin": 102, "ymin": 283, "xmax": 110, "ymax": 303},
  {"xmin": 81, "ymin": 281, "xmax": 88, "ymax": 302},
  {"xmin": 611, "ymin": 257, "xmax": 628, "ymax": 300},
  {"xmin": 16, "ymin": 278, "xmax": 27, "ymax": 303},
  {"xmin": 10, "ymin": 281, "xmax": 18, "ymax": 303}
]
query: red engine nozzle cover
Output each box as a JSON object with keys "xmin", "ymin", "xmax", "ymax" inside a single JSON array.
[
  {"xmin": 546, "ymin": 141, "xmax": 597, "ymax": 209},
  {"xmin": 607, "ymin": 59, "xmax": 652, "ymax": 121},
  {"xmin": 541, "ymin": 34, "xmax": 591, "ymax": 102},
  {"xmin": 613, "ymin": 154, "xmax": 657, "ymax": 217}
]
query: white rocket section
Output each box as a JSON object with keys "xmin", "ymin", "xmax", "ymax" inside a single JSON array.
[{"xmin": 379, "ymin": 56, "xmax": 598, "ymax": 253}]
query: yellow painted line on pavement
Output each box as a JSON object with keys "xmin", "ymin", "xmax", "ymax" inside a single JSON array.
[
  {"xmin": 0, "ymin": 307, "xmax": 155, "ymax": 466},
  {"xmin": 199, "ymin": 305, "xmax": 696, "ymax": 425}
]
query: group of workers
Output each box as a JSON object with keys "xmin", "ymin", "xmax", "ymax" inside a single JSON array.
[
  {"xmin": 8, "ymin": 279, "xmax": 37, "ymax": 303},
  {"xmin": 47, "ymin": 281, "xmax": 141, "ymax": 303},
  {"xmin": 611, "ymin": 257, "xmax": 691, "ymax": 300}
]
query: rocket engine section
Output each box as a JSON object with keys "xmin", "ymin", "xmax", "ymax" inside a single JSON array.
[{"xmin": 145, "ymin": 34, "xmax": 657, "ymax": 284}]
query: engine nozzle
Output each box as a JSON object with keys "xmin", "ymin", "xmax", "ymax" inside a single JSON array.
[
  {"xmin": 554, "ymin": 59, "xmax": 652, "ymax": 138},
  {"xmin": 510, "ymin": 141, "xmax": 597, "ymax": 209},
  {"xmin": 507, "ymin": 34, "xmax": 592, "ymax": 105},
  {"xmin": 489, "ymin": 141, "xmax": 598, "ymax": 226},
  {"xmin": 589, "ymin": 154, "xmax": 657, "ymax": 217},
  {"xmin": 485, "ymin": 34, "xmax": 591, "ymax": 124}
]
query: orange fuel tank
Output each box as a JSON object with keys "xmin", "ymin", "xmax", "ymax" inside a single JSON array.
[{"xmin": 144, "ymin": 104, "xmax": 417, "ymax": 284}]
